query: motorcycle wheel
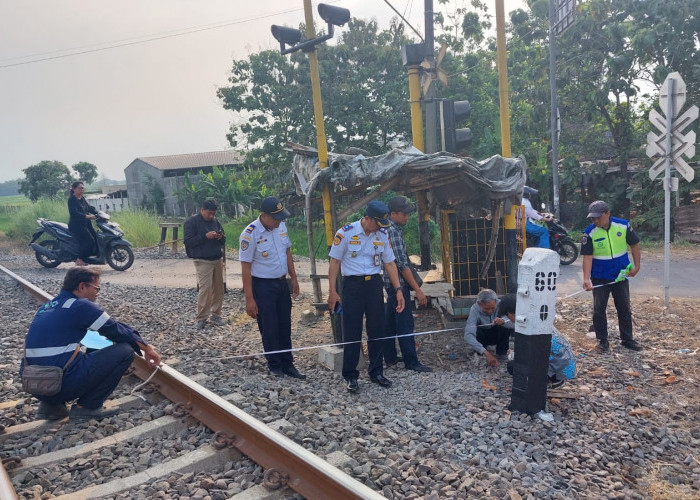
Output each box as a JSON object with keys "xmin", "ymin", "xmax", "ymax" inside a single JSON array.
[
  {"xmin": 35, "ymin": 240, "xmax": 61, "ymax": 268},
  {"xmin": 106, "ymin": 244, "xmax": 134, "ymax": 271},
  {"xmin": 558, "ymin": 239, "xmax": 579, "ymax": 265}
]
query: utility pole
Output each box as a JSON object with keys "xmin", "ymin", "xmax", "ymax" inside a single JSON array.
[
  {"xmin": 417, "ymin": 0, "xmax": 436, "ymax": 271},
  {"xmin": 548, "ymin": 0, "xmax": 561, "ymax": 218}
]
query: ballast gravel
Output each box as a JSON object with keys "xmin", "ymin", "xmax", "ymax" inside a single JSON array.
[{"xmin": 2, "ymin": 251, "xmax": 700, "ymax": 499}]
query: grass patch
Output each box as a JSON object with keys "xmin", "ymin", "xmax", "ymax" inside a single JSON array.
[
  {"xmin": 5, "ymin": 198, "xmax": 69, "ymax": 240},
  {"xmin": 0, "ymin": 195, "xmax": 30, "ymax": 206},
  {"xmin": 111, "ymin": 210, "xmax": 163, "ymax": 247}
]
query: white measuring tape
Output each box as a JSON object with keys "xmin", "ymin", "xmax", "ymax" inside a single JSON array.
[{"xmin": 204, "ymin": 326, "xmax": 465, "ymax": 361}]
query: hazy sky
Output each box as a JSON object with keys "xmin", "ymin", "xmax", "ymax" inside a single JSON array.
[{"xmin": 0, "ymin": 0, "xmax": 526, "ymax": 183}]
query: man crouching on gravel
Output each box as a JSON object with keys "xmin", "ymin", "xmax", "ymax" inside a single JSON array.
[{"xmin": 21, "ymin": 267, "xmax": 161, "ymax": 422}]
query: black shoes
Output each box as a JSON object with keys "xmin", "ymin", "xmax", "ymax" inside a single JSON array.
[
  {"xmin": 346, "ymin": 378, "xmax": 359, "ymax": 393},
  {"xmin": 370, "ymin": 374, "xmax": 392, "ymax": 387},
  {"xmin": 69, "ymin": 405, "xmax": 119, "ymax": 422},
  {"xmin": 36, "ymin": 402, "xmax": 69, "ymax": 420},
  {"xmin": 621, "ymin": 339, "xmax": 643, "ymax": 351},
  {"xmin": 385, "ymin": 356, "xmax": 403, "ymax": 367},
  {"xmin": 548, "ymin": 376, "xmax": 566, "ymax": 389},
  {"xmin": 407, "ymin": 363, "xmax": 432, "ymax": 373},
  {"xmin": 596, "ymin": 339, "xmax": 610, "ymax": 353},
  {"xmin": 282, "ymin": 366, "xmax": 307, "ymax": 379}
]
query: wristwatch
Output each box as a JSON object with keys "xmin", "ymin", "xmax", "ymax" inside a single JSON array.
[{"xmin": 395, "ymin": 287, "xmax": 402, "ymax": 292}]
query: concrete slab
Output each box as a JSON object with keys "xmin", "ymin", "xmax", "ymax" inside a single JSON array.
[{"xmin": 318, "ymin": 346, "xmax": 365, "ymax": 372}]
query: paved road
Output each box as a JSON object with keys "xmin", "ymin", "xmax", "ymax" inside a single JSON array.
[
  {"xmin": 96, "ymin": 254, "xmax": 700, "ymax": 298},
  {"xmin": 557, "ymin": 256, "xmax": 699, "ymax": 298}
]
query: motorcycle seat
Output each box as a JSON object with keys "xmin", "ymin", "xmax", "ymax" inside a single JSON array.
[{"xmin": 43, "ymin": 221, "xmax": 75, "ymax": 240}]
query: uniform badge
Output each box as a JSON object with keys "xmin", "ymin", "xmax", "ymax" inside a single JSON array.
[
  {"xmin": 351, "ymin": 251, "xmax": 357, "ymax": 258},
  {"xmin": 342, "ymin": 224, "xmax": 353, "ymax": 232},
  {"xmin": 262, "ymin": 251, "xmax": 269, "ymax": 257},
  {"xmin": 580, "ymin": 235, "xmax": 588, "ymax": 245},
  {"xmin": 617, "ymin": 232, "xmax": 622, "ymax": 237},
  {"xmin": 333, "ymin": 233, "xmax": 343, "ymax": 246},
  {"xmin": 240, "ymin": 240, "xmax": 249, "ymax": 251},
  {"xmin": 245, "ymin": 224, "xmax": 255, "ymax": 234}
]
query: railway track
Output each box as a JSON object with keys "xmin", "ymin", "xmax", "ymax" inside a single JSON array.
[{"xmin": 0, "ymin": 264, "xmax": 384, "ymax": 500}]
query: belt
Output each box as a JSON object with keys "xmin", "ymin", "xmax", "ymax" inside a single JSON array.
[
  {"xmin": 252, "ymin": 276, "xmax": 287, "ymax": 281},
  {"xmin": 344, "ymin": 274, "xmax": 380, "ymax": 281}
]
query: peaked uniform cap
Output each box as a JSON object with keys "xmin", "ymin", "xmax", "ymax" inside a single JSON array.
[
  {"xmin": 261, "ymin": 196, "xmax": 291, "ymax": 221},
  {"xmin": 365, "ymin": 200, "xmax": 391, "ymax": 227}
]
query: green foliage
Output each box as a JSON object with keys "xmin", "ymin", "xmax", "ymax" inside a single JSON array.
[
  {"xmin": 217, "ymin": 18, "xmax": 414, "ymax": 191},
  {"xmin": 629, "ymin": 165, "xmax": 700, "ymax": 238},
  {"xmin": 175, "ymin": 166, "xmax": 269, "ymax": 218},
  {"xmin": 71, "ymin": 162, "xmax": 99, "ymax": 185},
  {"xmin": 0, "ymin": 179, "xmax": 21, "ymax": 196},
  {"xmin": 143, "ymin": 175, "xmax": 165, "ymax": 213},
  {"xmin": 215, "ymin": 0, "xmax": 700, "ymax": 242},
  {"xmin": 6, "ymin": 198, "xmax": 69, "ymax": 240},
  {"xmin": 110, "ymin": 210, "xmax": 163, "ymax": 247},
  {"xmin": 18, "ymin": 161, "xmax": 72, "ymax": 202}
]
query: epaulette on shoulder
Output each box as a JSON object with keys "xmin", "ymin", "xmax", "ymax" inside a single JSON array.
[
  {"xmin": 244, "ymin": 223, "xmax": 256, "ymax": 234},
  {"xmin": 379, "ymin": 227, "xmax": 387, "ymax": 234},
  {"xmin": 342, "ymin": 224, "xmax": 354, "ymax": 232}
]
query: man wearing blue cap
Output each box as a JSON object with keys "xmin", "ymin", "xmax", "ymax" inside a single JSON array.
[
  {"xmin": 239, "ymin": 196, "xmax": 305, "ymax": 379},
  {"xmin": 328, "ymin": 200, "xmax": 405, "ymax": 392},
  {"xmin": 581, "ymin": 200, "xmax": 642, "ymax": 353}
]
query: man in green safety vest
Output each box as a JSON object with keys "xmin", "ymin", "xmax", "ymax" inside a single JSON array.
[{"xmin": 580, "ymin": 200, "xmax": 643, "ymax": 353}]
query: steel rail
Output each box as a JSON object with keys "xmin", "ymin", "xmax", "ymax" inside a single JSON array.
[{"xmin": 0, "ymin": 264, "xmax": 384, "ymax": 500}]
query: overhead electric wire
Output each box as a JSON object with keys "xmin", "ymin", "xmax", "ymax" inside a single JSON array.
[
  {"xmin": 382, "ymin": 0, "xmax": 424, "ymax": 41},
  {"xmin": 0, "ymin": 2, "xmax": 339, "ymax": 69}
]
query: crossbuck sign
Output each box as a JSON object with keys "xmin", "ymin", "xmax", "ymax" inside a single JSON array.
[{"xmin": 646, "ymin": 72, "xmax": 698, "ymax": 182}]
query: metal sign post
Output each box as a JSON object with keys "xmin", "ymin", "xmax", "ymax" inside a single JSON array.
[{"xmin": 646, "ymin": 72, "xmax": 698, "ymax": 307}]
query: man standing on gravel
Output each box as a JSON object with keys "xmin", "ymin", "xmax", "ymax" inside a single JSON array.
[
  {"xmin": 239, "ymin": 196, "xmax": 305, "ymax": 380},
  {"xmin": 22, "ymin": 267, "xmax": 161, "ymax": 422},
  {"xmin": 327, "ymin": 200, "xmax": 405, "ymax": 393},
  {"xmin": 581, "ymin": 200, "xmax": 642, "ymax": 353},
  {"xmin": 381, "ymin": 196, "xmax": 432, "ymax": 373},
  {"xmin": 184, "ymin": 199, "xmax": 226, "ymax": 330}
]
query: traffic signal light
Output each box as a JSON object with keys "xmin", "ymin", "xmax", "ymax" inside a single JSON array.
[{"xmin": 440, "ymin": 99, "xmax": 473, "ymax": 153}]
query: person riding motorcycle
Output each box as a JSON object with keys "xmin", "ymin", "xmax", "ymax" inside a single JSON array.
[
  {"xmin": 68, "ymin": 181, "xmax": 98, "ymax": 266},
  {"xmin": 523, "ymin": 186, "xmax": 553, "ymax": 249}
]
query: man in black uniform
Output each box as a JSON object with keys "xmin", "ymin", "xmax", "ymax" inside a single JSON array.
[
  {"xmin": 239, "ymin": 197, "xmax": 305, "ymax": 379},
  {"xmin": 327, "ymin": 200, "xmax": 405, "ymax": 393},
  {"xmin": 184, "ymin": 199, "xmax": 226, "ymax": 330}
]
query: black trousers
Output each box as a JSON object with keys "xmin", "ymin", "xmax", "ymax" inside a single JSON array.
[
  {"xmin": 252, "ymin": 277, "xmax": 294, "ymax": 371},
  {"xmin": 69, "ymin": 222, "xmax": 97, "ymax": 260},
  {"xmin": 341, "ymin": 274, "xmax": 384, "ymax": 380},
  {"xmin": 592, "ymin": 278, "xmax": 633, "ymax": 342},
  {"xmin": 476, "ymin": 325, "xmax": 511, "ymax": 355}
]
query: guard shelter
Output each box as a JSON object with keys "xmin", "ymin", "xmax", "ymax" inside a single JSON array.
[{"xmin": 291, "ymin": 143, "xmax": 527, "ymax": 314}]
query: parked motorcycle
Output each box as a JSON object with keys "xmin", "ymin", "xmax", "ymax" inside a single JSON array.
[
  {"xmin": 526, "ymin": 214, "xmax": 579, "ymax": 265},
  {"xmin": 29, "ymin": 211, "xmax": 134, "ymax": 271}
]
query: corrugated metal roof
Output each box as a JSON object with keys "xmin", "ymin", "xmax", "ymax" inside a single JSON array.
[{"xmin": 136, "ymin": 150, "xmax": 244, "ymax": 170}]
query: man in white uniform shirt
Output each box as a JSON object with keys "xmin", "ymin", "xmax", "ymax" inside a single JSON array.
[
  {"xmin": 239, "ymin": 197, "xmax": 305, "ymax": 380},
  {"xmin": 327, "ymin": 200, "xmax": 405, "ymax": 393}
]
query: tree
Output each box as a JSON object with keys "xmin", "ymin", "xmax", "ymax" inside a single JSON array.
[
  {"xmin": 217, "ymin": 18, "xmax": 414, "ymax": 191},
  {"xmin": 72, "ymin": 162, "xmax": 99, "ymax": 185},
  {"xmin": 18, "ymin": 161, "xmax": 72, "ymax": 202}
]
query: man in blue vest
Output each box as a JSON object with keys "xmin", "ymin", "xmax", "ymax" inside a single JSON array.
[
  {"xmin": 22, "ymin": 267, "xmax": 161, "ymax": 421},
  {"xmin": 581, "ymin": 200, "xmax": 642, "ymax": 353}
]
